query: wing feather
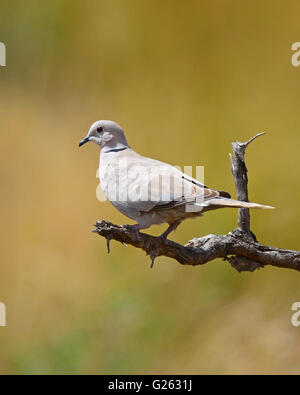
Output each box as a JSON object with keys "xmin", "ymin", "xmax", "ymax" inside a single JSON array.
[{"xmin": 101, "ymin": 150, "xmax": 225, "ymax": 214}]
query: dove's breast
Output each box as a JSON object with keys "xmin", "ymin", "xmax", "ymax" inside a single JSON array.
[{"xmin": 99, "ymin": 150, "xmax": 146, "ymax": 220}]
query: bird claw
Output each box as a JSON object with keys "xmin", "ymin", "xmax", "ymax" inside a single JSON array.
[{"xmin": 122, "ymin": 224, "xmax": 142, "ymax": 241}]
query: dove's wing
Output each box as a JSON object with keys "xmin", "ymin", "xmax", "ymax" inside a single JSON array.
[{"xmin": 100, "ymin": 149, "xmax": 222, "ymax": 214}]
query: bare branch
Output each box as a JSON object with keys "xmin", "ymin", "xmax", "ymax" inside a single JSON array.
[
  {"xmin": 93, "ymin": 221, "xmax": 300, "ymax": 272},
  {"xmin": 92, "ymin": 134, "xmax": 300, "ymax": 272}
]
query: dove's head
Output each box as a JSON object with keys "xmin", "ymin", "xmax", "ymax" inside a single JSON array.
[{"xmin": 79, "ymin": 120, "xmax": 129, "ymax": 150}]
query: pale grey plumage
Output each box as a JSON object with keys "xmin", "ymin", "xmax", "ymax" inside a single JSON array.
[{"xmin": 79, "ymin": 120, "xmax": 274, "ymax": 238}]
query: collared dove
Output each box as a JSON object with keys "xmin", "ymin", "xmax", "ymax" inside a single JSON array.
[{"xmin": 79, "ymin": 120, "xmax": 274, "ymax": 239}]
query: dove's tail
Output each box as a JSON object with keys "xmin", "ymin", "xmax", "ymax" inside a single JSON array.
[{"xmin": 208, "ymin": 197, "xmax": 275, "ymax": 210}]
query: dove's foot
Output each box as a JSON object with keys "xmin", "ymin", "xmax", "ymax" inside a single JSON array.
[{"xmin": 122, "ymin": 224, "xmax": 142, "ymax": 241}]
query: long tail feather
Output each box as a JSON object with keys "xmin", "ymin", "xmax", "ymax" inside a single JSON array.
[{"xmin": 207, "ymin": 198, "xmax": 275, "ymax": 209}]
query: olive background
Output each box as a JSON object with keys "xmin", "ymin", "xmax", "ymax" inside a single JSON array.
[{"xmin": 0, "ymin": 0, "xmax": 300, "ymax": 374}]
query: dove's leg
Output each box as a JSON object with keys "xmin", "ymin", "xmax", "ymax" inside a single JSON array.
[
  {"xmin": 122, "ymin": 224, "xmax": 144, "ymax": 241},
  {"xmin": 159, "ymin": 220, "xmax": 181, "ymax": 240},
  {"xmin": 122, "ymin": 217, "xmax": 153, "ymax": 241}
]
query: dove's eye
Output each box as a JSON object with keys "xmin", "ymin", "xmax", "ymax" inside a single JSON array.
[{"xmin": 97, "ymin": 127, "xmax": 103, "ymax": 133}]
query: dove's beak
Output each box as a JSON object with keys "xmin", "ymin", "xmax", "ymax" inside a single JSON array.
[{"xmin": 79, "ymin": 137, "xmax": 90, "ymax": 147}]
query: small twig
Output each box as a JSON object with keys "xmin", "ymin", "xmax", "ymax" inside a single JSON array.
[
  {"xmin": 106, "ymin": 235, "xmax": 111, "ymax": 254},
  {"xmin": 244, "ymin": 132, "xmax": 266, "ymax": 147}
]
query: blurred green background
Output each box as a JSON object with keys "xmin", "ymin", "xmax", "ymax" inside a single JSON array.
[{"xmin": 1, "ymin": 0, "xmax": 300, "ymax": 374}]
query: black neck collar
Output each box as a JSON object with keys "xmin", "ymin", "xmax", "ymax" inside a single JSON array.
[{"xmin": 105, "ymin": 146, "xmax": 129, "ymax": 153}]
